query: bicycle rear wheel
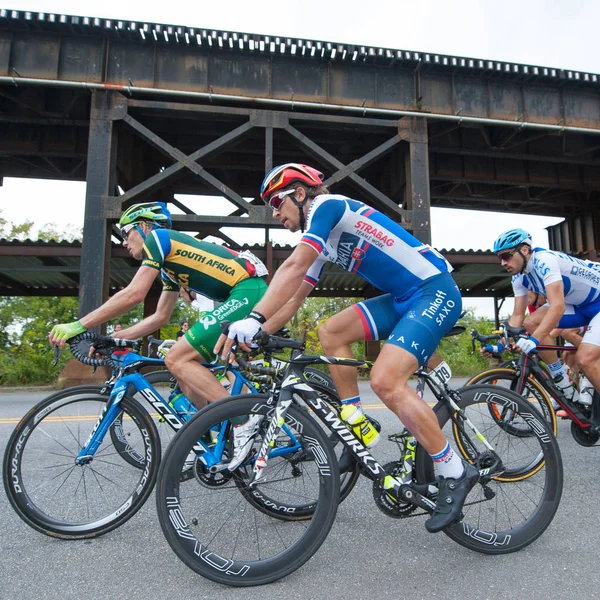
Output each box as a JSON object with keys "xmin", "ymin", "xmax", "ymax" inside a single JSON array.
[
  {"xmin": 415, "ymin": 384, "xmax": 562, "ymax": 554},
  {"xmin": 155, "ymin": 395, "xmax": 340, "ymax": 586},
  {"xmin": 3, "ymin": 390, "xmax": 160, "ymax": 539}
]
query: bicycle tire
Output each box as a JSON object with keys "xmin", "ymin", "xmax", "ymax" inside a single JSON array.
[
  {"xmin": 465, "ymin": 367, "xmax": 557, "ymax": 437},
  {"xmin": 113, "ymin": 368, "xmax": 359, "ymax": 503},
  {"xmin": 3, "ymin": 390, "xmax": 160, "ymax": 539},
  {"xmin": 155, "ymin": 395, "xmax": 340, "ymax": 586},
  {"xmin": 414, "ymin": 384, "xmax": 563, "ymax": 554}
]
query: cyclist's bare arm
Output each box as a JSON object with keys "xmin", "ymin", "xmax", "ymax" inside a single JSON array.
[
  {"xmin": 252, "ymin": 244, "xmax": 318, "ymax": 320},
  {"xmin": 530, "ymin": 280, "xmax": 565, "ymax": 341},
  {"xmin": 215, "ymin": 244, "xmax": 318, "ymax": 356},
  {"xmin": 264, "ymin": 282, "xmax": 313, "ymax": 334},
  {"xmin": 113, "ymin": 289, "xmax": 179, "ymax": 340},
  {"xmin": 78, "ymin": 267, "xmax": 159, "ymax": 331}
]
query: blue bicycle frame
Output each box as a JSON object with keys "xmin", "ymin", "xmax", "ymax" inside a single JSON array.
[{"xmin": 75, "ymin": 349, "xmax": 302, "ymax": 469}]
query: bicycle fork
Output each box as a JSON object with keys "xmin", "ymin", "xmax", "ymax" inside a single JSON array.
[{"xmin": 75, "ymin": 381, "xmax": 129, "ymax": 465}]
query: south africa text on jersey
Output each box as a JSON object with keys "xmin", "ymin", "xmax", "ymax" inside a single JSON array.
[{"xmin": 174, "ymin": 249, "xmax": 238, "ymax": 275}]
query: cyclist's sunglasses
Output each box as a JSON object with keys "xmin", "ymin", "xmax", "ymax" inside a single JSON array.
[
  {"xmin": 497, "ymin": 247, "xmax": 519, "ymax": 262},
  {"xmin": 121, "ymin": 223, "xmax": 137, "ymax": 240},
  {"xmin": 265, "ymin": 188, "xmax": 297, "ymax": 211}
]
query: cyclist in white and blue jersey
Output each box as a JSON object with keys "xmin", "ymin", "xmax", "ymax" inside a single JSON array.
[
  {"xmin": 217, "ymin": 163, "xmax": 478, "ymax": 533},
  {"xmin": 494, "ymin": 228, "xmax": 600, "ymax": 406}
]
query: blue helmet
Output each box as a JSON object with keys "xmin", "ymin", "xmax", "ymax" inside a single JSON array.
[{"xmin": 493, "ymin": 229, "xmax": 533, "ymax": 253}]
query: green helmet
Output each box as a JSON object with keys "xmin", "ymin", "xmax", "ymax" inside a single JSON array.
[{"xmin": 119, "ymin": 202, "xmax": 172, "ymax": 230}]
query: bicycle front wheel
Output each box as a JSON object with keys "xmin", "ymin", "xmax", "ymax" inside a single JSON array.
[
  {"xmin": 415, "ymin": 384, "xmax": 563, "ymax": 554},
  {"xmin": 3, "ymin": 390, "xmax": 160, "ymax": 539},
  {"xmin": 466, "ymin": 367, "xmax": 557, "ymax": 436},
  {"xmin": 155, "ymin": 395, "xmax": 340, "ymax": 586},
  {"xmin": 302, "ymin": 368, "xmax": 360, "ymax": 504}
]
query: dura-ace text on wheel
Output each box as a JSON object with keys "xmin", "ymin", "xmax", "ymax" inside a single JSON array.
[
  {"xmin": 415, "ymin": 385, "xmax": 563, "ymax": 554},
  {"xmin": 155, "ymin": 395, "xmax": 340, "ymax": 587},
  {"xmin": 3, "ymin": 390, "xmax": 160, "ymax": 539}
]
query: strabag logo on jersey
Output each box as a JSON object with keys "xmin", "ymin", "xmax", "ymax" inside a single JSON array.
[
  {"xmin": 570, "ymin": 265, "xmax": 600, "ymax": 286},
  {"xmin": 354, "ymin": 220, "xmax": 395, "ymax": 248}
]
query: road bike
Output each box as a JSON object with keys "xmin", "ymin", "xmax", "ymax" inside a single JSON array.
[
  {"xmin": 155, "ymin": 331, "xmax": 563, "ymax": 586},
  {"xmin": 3, "ymin": 332, "xmax": 354, "ymax": 539},
  {"xmin": 468, "ymin": 326, "xmax": 600, "ymax": 446}
]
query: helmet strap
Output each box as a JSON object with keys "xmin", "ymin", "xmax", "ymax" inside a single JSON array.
[
  {"xmin": 288, "ymin": 187, "xmax": 310, "ymax": 233},
  {"xmin": 134, "ymin": 224, "xmax": 147, "ymax": 240},
  {"xmin": 134, "ymin": 222, "xmax": 157, "ymax": 241},
  {"xmin": 517, "ymin": 246, "xmax": 530, "ymax": 274}
]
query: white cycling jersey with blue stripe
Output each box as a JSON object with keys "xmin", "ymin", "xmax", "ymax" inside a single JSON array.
[
  {"xmin": 512, "ymin": 248, "xmax": 600, "ymax": 307},
  {"xmin": 300, "ymin": 194, "xmax": 452, "ymax": 300}
]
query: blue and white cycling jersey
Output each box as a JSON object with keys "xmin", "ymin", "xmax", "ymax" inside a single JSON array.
[
  {"xmin": 301, "ymin": 194, "xmax": 452, "ymax": 300},
  {"xmin": 512, "ymin": 248, "xmax": 600, "ymax": 308}
]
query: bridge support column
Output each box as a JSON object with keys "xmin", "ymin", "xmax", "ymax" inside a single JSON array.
[
  {"xmin": 80, "ymin": 91, "xmax": 119, "ymax": 326},
  {"xmin": 400, "ymin": 118, "xmax": 431, "ymax": 245}
]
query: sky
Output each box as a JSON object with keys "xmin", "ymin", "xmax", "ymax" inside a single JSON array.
[{"xmin": 2, "ymin": 0, "xmax": 598, "ymax": 318}]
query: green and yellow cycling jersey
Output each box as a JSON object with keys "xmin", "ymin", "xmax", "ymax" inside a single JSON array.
[{"xmin": 141, "ymin": 229, "xmax": 262, "ymax": 301}]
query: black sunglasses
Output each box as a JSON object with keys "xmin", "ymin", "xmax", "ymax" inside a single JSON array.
[{"xmin": 497, "ymin": 247, "xmax": 519, "ymax": 262}]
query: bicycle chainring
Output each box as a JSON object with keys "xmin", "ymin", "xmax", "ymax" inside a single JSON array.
[
  {"xmin": 191, "ymin": 460, "xmax": 234, "ymax": 487},
  {"xmin": 570, "ymin": 422, "xmax": 600, "ymax": 447},
  {"xmin": 372, "ymin": 462, "xmax": 418, "ymax": 518}
]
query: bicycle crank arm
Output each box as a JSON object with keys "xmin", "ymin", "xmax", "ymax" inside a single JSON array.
[{"xmin": 396, "ymin": 483, "xmax": 437, "ymax": 513}]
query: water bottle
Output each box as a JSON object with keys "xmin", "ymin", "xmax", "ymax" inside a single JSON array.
[
  {"xmin": 340, "ymin": 404, "xmax": 380, "ymax": 447},
  {"xmin": 217, "ymin": 373, "xmax": 232, "ymax": 392},
  {"xmin": 553, "ymin": 374, "xmax": 578, "ymax": 402},
  {"xmin": 168, "ymin": 388, "xmax": 197, "ymax": 421},
  {"xmin": 578, "ymin": 376, "xmax": 594, "ymax": 406}
]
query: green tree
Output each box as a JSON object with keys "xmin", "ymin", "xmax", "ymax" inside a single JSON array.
[
  {"xmin": 436, "ymin": 307, "xmax": 500, "ymax": 376},
  {"xmin": 0, "ymin": 295, "xmax": 79, "ymax": 385}
]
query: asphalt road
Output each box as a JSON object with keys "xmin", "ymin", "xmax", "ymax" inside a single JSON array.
[{"xmin": 1, "ymin": 382, "xmax": 599, "ymax": 600}]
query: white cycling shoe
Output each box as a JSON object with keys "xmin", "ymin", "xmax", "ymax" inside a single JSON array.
[{"xmin": 227, "ymin": 414, "xmax": 263, "ymax": 471}]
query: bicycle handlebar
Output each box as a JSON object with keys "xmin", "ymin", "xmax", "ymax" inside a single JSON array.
[
  {"xmin": 66, "ymin": 332, "xmax": 142, "ymax": 368},
  {"xmin": 470, "ymin": 328, "xmax": 503, "ymax": 354}
]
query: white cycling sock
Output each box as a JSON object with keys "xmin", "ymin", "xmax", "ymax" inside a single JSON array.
[
  {"xmin": 430, "ymin": 442, "xmax": 464, "ymax": 479},
  {"xmin": 341, "ymin": 395, "xmax": 361, "ymax": 406}
]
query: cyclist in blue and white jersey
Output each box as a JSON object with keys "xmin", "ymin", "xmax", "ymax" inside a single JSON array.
[
  {"xmin": 216, "ymin": 163, "xmax": 478, "ymax": 533},
  {"xmin": 494, "ymin": 228, "xmax": 600, "ymax": 405}
]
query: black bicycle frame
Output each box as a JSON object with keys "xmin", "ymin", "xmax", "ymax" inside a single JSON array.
[{"xmin": 513, "ymin": 352, "xmax": 600, "ymax": 429}]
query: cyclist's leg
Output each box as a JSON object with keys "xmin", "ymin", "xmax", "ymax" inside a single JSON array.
[
  {"xmin": 166, "ymin": 277, "xmax": 267, "ymax": 408},
  {"xmin": 367, "ymin": 275, "xmax": 477, "ymax": 531},
  {"xmin": 524, "ymin": 305, "xmax": 559, "ymax": 365},
  {"xmin": 574, "ymin": 309, "xmax": 600, "ymax": 395},
  {"xmin": 317, "ymin": 303, "xmax": 377, "ymax": 399},
  {"xmin": 165, "ymin": 339, "xmax": 228, "ymax": 408}
]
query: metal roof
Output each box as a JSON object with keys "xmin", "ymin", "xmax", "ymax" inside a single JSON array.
[
  {"xmin": 0, "ymin": 238, "xmax": 510, "ymax": 298},
  {"xmin": 1, "ymin": 9, "xmax": 598, "ymax": 85}
]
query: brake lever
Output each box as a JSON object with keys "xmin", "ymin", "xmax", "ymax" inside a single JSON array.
[{"xmin": 52, "ymin": 344, "xmax": 62, "ymax": 367}]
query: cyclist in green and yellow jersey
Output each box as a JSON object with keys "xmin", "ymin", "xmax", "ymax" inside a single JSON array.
[{"xmin": 49, "ymin": 202, "xmax": 268, "ymax": 411}]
